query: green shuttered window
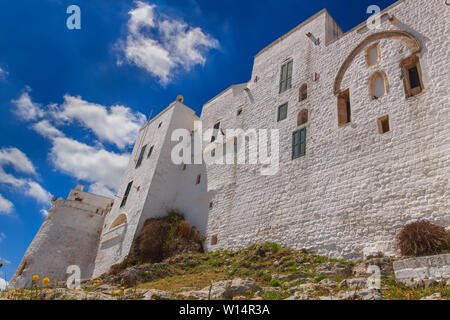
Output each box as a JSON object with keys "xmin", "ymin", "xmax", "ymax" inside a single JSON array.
[
  {"xmin": 277, "ymin": 103, "xmax": 288, "ymax": 122},
  {"xmin": 279, "ymin": 60, "xmax": 293, "ymax": 94},
  {"xmin": 292, "ymin": 128, "xmax": 306, "ymax": 159}
]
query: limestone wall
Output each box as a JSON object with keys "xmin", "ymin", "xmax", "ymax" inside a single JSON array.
[
  {"xmin": 201, "ymin": 0, "xmax": 450, "ymax": 259},
  {"xmin": 9, "ymin": 191, "xmax": 110, "ymax": 288}
]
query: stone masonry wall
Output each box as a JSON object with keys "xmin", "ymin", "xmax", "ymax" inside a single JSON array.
[{"xmin": 202, "ymin": 0, "xmax": 450, "ymax": 259}]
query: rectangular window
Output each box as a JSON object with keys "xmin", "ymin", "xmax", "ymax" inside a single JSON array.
[
  {"xmin": 378, "ymin": 115, "xmax": 391, "ymax": 134},
  {"xmin": 196, "ymin": 174, "xmax": 201, "ymax": 185},
  {"xmin": 401, "ymin": 55, "xmax": 424, "ymax": 97},
  {"xmin": 277, "ymin": 103, "xmax": 288, "ymax": 122},
  {"xmin": 135, "ymin": 145, "xmax": 147, "ymax": 168},
  {"xmin": 120, "ymin": 181, "xmax": 133, "ymax": 208},
  {"xmin": 337, "ymin": 89, "xmax": 351, "ymax": 126},
  {"xmin": 292, "ymin": 128, "xmax": 306, "ymax": 159},
  {"xmin": 147, "ymin": 145, "xmax": 154, "ymax": 158},
  {"xmin": 279, "ymin": 60, "xmax": 293, "ymax": 94}
]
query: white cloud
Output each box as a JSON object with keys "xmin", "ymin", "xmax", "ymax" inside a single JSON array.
[
  {"xmin": 0, "ymin": 66, "xmax": 8, "ymax": 79},
  {"xmin": 0, "ymin": 278, "xmax": 8, "ymax": 291},
  {"xmin": 0, "ymin": 232, "xmax": 5, "ymax": 243},
  {"xmin": 11, "ymin": 88, "xmax": 44, "ymax": 121},
  {"xmin": 56, "ymin": 95, "xmax": 146, "ymax": 149},
  {"xmin": 40, "ymin": 209, "xmax": 48, "ymax": 217},
  {"xmin": 31, "ymin": 120, "xmax": 64, "ymax": 139},
  {"xmin": 120, "ymin": 1, "xmax": 219, "ymax": 84},
  {"xmin": 50, "ymin": 137, "xmax": 129, "ymax": 193},
  {"xmin": 25, "ymin": 181, "xmax": 52, "ymax": 205},
  {"xmin": 0, "ymin": 194, "xmax": 13, "ymax": 214},
  {"xmin": 0, "ymin": 147, "xmax": 36, "ymax": 175},
  {"xmin": 0, "ymin": 147, "xmax": 52, "ymax": 208},
  {"xmin": 88, "ymin": 182, "xmax": 115, "ymax": 198}
]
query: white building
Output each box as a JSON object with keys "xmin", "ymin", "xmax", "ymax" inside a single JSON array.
[{"xmin": 10, "ymin": 0, "xmax": 450, "ymax": 287}]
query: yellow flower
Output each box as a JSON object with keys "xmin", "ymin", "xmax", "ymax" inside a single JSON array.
[
  {"xmin": 121, "ymin": 286, "xmax": 125, "ymax": 290},
  {"xmin": 95, "ymin": 279, "xmax": 100, "ymax": 283},
  {"xmin": 89, "ymin": 278, "xmax": 94, "ymax": 281},
  {"xmin": 93, "ymin": 283, "xmax": 97, "ymax": 286},
  {"xmin": 113, "ymin": 290, "xmax": 120, "ymax": 295},
  {"xmin": 42, "ymin": 277, "xmax": 50, "ymax": 285},
  {"xmin": 32, "ymin": 275, "xmax": 39, "ymax": 281}
]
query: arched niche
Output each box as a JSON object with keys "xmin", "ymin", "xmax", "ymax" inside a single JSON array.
[
  {"xmin": 334, "ymin": 30, "xmax": 422, "ymax": 94},
  {"xmin": 110, "ymin": 213, "xmax": 127, "ymax": 230},
  {"xmin": 368, "ymin": 70, "xmax": 389, "ymax": 100},
  {"xmin": 297, "ymin": 109, "xmax": 308, "ymax": 126}
]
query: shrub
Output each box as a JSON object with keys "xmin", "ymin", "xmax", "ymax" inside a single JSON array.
[
  {"xmin": 269, "ymin": 279, "xmax": 281, "ymax": 287},
  {"xmin": 397, "ymin": 220, "xmax": 450, "ymax": 257},
  {"xmin": 133, "ymin": 218, "xmax": 171, "ymax": 263}
]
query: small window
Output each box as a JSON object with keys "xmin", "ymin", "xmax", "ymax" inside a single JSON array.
[
  {"xmin": 365, "ymin": 43, "xmax": 380, "ymax": 67},
  {"xmin": 135, "ymin": 145, "xmax": 147, "ymax": 168},
  {"xmin": 120, "ymin": 181, "xmax": 133, "ymax": 208},
  {"xmin": 211, "ymin": 235, "xmax": 218, "ymax": 245},
  {"xmin": 211, "ymin": 122, "xmax": 220, "ymax": 142},
  {"xmin": 377, "ymin": 115, "xmax": 391, "ymax": 134},
  {"xmin": 299, "ymin": 83, "xmax": 308, "ymax": 101},
  {"xmin": 277, "ymin": 103, "xmax": 288, "ymax": 122},
  {"xmin": 401, "ymin": 55, "xmax": 424, "ymax": 97},
  {"xmin": 211, "ymin": 149, "xmax": 216, "ymax": 157},
  {"xmin": 182, "ymin": 164, "xmax": 187, "ymax": 171},
  {"xmin": 337, "ymin": 89, "xmax": 351, "ymax": 126},
  {"xmin": 279, "ymin": 60, "xmax": 293, "ymax": 94},
  {"xmin": 237, "ymin": 107, "xmax": 243, "ymax": 116},
  {"xmin": 147, "ymin": 145, "xmax": 154, "ymax": 158},
  {"xmin": 369, "ymin": 71, "xmax": 389, "ymax": 100},
  {"xmin": 209, "ymin": 202, "xmax": 213, "ymax": 209},
  {"xmin": 196, "ymin": 174, "xmax": 201, "ymax": 185},
  {"xmin": 158, "ymin": 122, "xmax": 162, "ymax": 128},
  {"xmin": 292, "ymin": 128, "xmax": 306, "ymax": 159},
  {"xmin": 297, "ymin": 109, "xmax": 308, "ymax": 126}
]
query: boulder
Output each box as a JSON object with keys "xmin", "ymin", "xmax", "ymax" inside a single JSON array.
[{"xmin": 315, "ymin": 262, "xmax": 352, "ymax": 277}]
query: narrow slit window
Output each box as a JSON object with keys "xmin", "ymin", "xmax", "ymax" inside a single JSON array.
[
  {"xmin": 337, "ymin": 89, "xmax": 351, "ymax": 126},
  {"xmin": 237, "ymin": 107, "xmax": 243, "ymax": 116},
  {"xmin": 211, "ymin": 122, "xmax": 220, "ymax": 142},
  {"xmin": 211, "ymin": 235, "xmax": 218, "ymax": 245},
  {"xmin": 147, "ymin": 145, "xmax": 154, "ymax": 158},
  {"xmin": 196, "ymin": 174, "xmax": 201, "ymax": 185},
  {"xmin": 135, "ymin": 145, "xmax": 147, "ymax": 168},
  {"xmin": 401, "ymin": 55, "xmax": 424, "ymax": 97},
  {"xmin": 120, "ymin": 181, "xmax": 133, "ymax": 208}
]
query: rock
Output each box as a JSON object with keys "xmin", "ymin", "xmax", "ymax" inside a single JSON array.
[
  {"xmin": 339, "ymin": 278, "xmax": 368, "ymax": 289},
  {"xmin": 338, "ymin": 289, "xmax": 381, "ymax": 300},
  {"xmin": 420, "ymin": 279, "xmax": 439, "ymax": 288},
  {"xmin": 315, "ymin": 262, "xmax": 352, "ymax": 277},
  {"xmin": 232, "ymin": 296, "xmax": 247, "ymax": 300},
  {"xmin": 288, "ymin": 283, "xmax": 329, "ymax": 294},
  {"xmin": 318, "ymin": 296, "xmax": 341, "ymax": 300},
  {"xmin": 352, "ymin": 257, "xmax": 394, "ymax": 277},
  {"xmin": 284, "ymin": 291, "xmax": 309, "ymax": 300},
  {"xmin": 319, "ymin": 278, "xmax": 337, "ymax": 287},
  {"xmin": 284, "ymin": 278, "xmax": 310, "ymax": 287},
  {"xmin": 420, "ymin": 293, "xmax": 442, "ymax": 300},
  {"xmin": 273, "ymin": 260, "xmax": 280, "ymax": 267},
  {"xmin": 179, "ymin": 278, "xmax": 261, "ymax": 300},
  {"xmin": 142, "ymin": 289, "xmax": 173, "ymax": 300},
  {"xmin": 272, "ymin": 273, "xmax": 306, "ymax": 281}
]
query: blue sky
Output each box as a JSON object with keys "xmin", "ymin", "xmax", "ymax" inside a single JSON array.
[{"xmin": 0, "ymin": 0, "xmax": 397, "ymax": 285}]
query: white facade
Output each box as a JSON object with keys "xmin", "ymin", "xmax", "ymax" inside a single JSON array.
[
  {"xmin": 10, "ymin": 185, "xmax": 113, "ymax": 288},
  {"xmin": 11, "ymin": 0, "xmax": 450, "ymax": 286}
]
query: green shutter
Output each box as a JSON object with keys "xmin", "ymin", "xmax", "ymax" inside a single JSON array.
[
  {"xmin": 279, "ymin": 64, "xmax": 286, "ymax": 93},
  {"xmin": 292, "ymin": 128, "xmax": 306, "ymax": 159},
  {"xmin": 278, "ymin": 103, "xmax": 288, "ymax": 122},
  {"xmin": 287, "ymin": 61, "xmax": 293, "ymax": 89},
  {"xmin": 120, "ymin": 181, "xmax": 133, "ymax": 208}
]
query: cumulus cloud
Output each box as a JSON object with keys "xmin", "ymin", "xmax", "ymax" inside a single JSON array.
[
  {"xmin": 55, "ymin": 95, "xmax": 146, "ymax": 149},
  {"xmin": 0, "ymin": 232, "xmax": 6, "ymax": 243},
  {"xmin": 0, "ymin": 194, "xmax": 13, "ymax": 214},
  {"xmin": 120, "ymin": 1, "xmax": 219, "ymax": 84},
  {"xmin": 0, "ymin": 147, "xmax": 36, "ymax": 175},
  {"xmin": 0, "ymin": 147, "xmax": 52, "ymax": 208},
  {"xmin": 31, "ymin": 120, "xmax": 64, "ymax": 139},
  {"xmin": 0, "ymin": 66, "xmax": 8, "ymax": 79},
  {"xmin": 11, "ymin": 88, "xmax": 44, "ymax": 121},
  {"xmin": 50, "ymin": 137, "xmax": 129, "ymax": 195},
  {"xmin": 0, "ymin": 278, "xmax": 8, "ymax": 291}
]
